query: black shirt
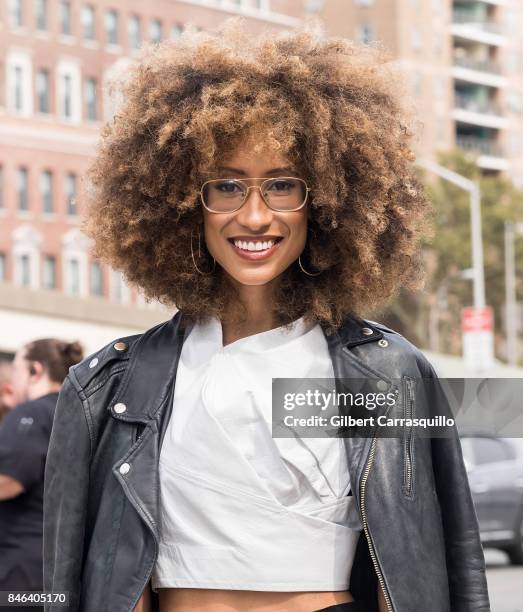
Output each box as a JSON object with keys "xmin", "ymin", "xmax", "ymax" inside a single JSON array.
[{"xmin": 0, "ymin": 392, "xmax": 59, "ymax": 584}]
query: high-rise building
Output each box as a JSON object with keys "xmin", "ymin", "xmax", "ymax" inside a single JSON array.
[{"xmin": 315, "ymin": 0, "xmax": 523, "ymax": 186}]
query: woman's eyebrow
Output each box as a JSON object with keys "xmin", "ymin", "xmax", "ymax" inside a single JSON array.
[{"xmin": 216, "ymin": 166, "xmax": 296, "ymax": 175}]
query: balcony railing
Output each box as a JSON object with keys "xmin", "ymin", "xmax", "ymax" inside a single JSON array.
[
  {"xmin": 453, "ymin": 55, "xmax": 501, "ymax": 75},
  {"xmin": 456, "ymin": 135, "xmax": 505, "ymax": 157},
  {"xmin": 454, "ymin": 92, "xmax": 503, "ymax": 116},
  {"xmin": 452, "ymin": 9, "xmax": 504, "ymax": 34}
]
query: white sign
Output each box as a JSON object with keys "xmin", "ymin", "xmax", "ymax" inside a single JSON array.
[{"xmin": 461, "ymin": 307, "xmax": 494, "ymax": 373}]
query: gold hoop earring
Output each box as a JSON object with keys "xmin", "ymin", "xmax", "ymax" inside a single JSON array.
[
  {"xmin": 191, "ymin": 226, "xmax": 216, "ymax": 275},
  {"xmin": 298, "ymin": 254, "xmax": 321, "ymax": 277}
]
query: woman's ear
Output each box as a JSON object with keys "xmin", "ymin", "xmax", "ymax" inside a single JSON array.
[{"xmin": 28, "ymin": 361, "xmax": 43, "ymax": 378}]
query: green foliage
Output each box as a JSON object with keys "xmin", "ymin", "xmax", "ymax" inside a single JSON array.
[{"xmin": 389, "ymin": 148, "xmax": 523, "ymax": 361}]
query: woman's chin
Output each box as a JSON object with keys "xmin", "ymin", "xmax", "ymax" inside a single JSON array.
[{"xmin": 224, "ymin": 267, "xmax": 285, "ymax": 288}]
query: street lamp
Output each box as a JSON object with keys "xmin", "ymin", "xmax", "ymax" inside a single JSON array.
[
  {"xmin": 416, "ymin": 158, "xmax": 486, "ymax": 310},
  {"xmin": 429, "ymin": 268, "xmax": 475, "ymax": 352},
  {"xmin": 504, "ymin": 220, "xmax": 523, "ymax": 366}
]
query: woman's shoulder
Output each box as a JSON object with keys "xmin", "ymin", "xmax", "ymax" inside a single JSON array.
[
  {"xmin": 67, "ymin": 332, "xmax": 143, "ymax": 394},
  {"xmin": 361, "ymin": 318, "xmax": 437, "ymax": 379},
  {"xmin": 68, "ymin": 313, "xmax": 183, "ymax": 394}
]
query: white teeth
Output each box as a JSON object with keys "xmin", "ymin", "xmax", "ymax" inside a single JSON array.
[{"xmin": 233, "ymin": 239, "xmax": 276, "ymax": 252}]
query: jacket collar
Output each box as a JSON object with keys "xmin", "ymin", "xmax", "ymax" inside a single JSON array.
[{"xmin": 109, "ymin": 311, "xmax": 385, "ymax": 424}]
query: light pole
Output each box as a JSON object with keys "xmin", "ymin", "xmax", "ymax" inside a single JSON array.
[
  {"xmin": 416, "ymin": 158, "xmax": 486, "ymax": 310},
  {"xmin": 504, "ymin": 220, "xmax": 523, "ymax": 366},
  {"xmin": 429, "ymin": 268, "xmax": 475, "ymax": 352}
]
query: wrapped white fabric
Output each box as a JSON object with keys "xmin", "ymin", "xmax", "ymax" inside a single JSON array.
[{"xmin": 151, "ymin": 316, "xmax": 361, "ymax": 592}]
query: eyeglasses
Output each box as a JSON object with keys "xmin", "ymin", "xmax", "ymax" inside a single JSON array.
[{"xmin": 200, "ymin": 177, "xmax": 310, "ymax": 213}]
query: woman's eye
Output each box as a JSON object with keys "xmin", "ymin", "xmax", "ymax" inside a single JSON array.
[
  {"xmin": 268, "ymin": 180, "xmax": 293, "ymax": 192},
  {"xmin": 216, "ymin": 181, "xmax": 242, "ymax": 193}
]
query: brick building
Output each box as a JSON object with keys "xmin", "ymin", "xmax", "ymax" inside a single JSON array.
[
  {"xmin": 1, "ymin": 0, "xmax": 523, "ymax": 356},
  {"xmin": 0, "ymin": 0, "xmax": 304, "ymax": 355}
]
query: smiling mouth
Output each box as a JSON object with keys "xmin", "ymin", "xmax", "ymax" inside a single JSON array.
[
  {"xmin": 226, "ymin": 236, "xmax": 284, "ymax": 261},
  {"xmin": 228, "ymin": 237, "xmax": 284, "ymax": 252}
]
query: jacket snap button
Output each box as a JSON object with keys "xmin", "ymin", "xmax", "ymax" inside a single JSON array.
[
  {"xmin": 89, "ymin": 358, "xmax": 99, "ymax": 368},
  {"xmin": 361, "ymin": 327, "xmax": 373, "ymax": 336},
  {"xmin": 114, "ymin": 403, "xmax": 127, "ymax": 414},
  {"xmin": 378, "ymin": 339, "xmax": 389, "ymax": 348},
  {"xmin": 376, "ymin": 380, "xmax": 388, "ymax": 391},
  {"xmin": 119, "ymin": 462, "xmax": 131, "ymax": 475},
  {"xmin": 114, "ymin": 341, "xmax": 128, "ymax": 352}
]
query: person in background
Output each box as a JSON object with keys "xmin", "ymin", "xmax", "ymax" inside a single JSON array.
[
  {"xmin": 0, "ymin": 339, "xmax": 83, "ymax": 611},
  {"xmin": 0, "ymin": 360, "xmax": 15, "ymax": 425}
]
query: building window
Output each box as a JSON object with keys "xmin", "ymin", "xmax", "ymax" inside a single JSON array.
[
  {"xmin": 82, "ymin": 5, "xmax": 96, "ymax": 40},
  {"xmin": 65, "ymin": 173, "xmax": 77, "ymax": 215},
  {"xmin": 90, "ymin": 261, "xmax": 103, "ymax": 295},
  {"xmin": 66, "ymin": 258, "xmax": 80, "ymax": 295},
  {"xmin": 40, "ymin": 170, "xmax": 53, "ymax": 213},
  {"xmin": 150, "ymin": 19, "xmax": 162, "ymax": 43},
  {"xmin": 171, "ymin": 24, "xmax": 183, "ymax": 40},
  {"xmin": 57, "ymin": 61, "xmax": 80, "ymax": 122},
  {"xmin": 111, "ymin": 270, "xmax": 123, "ymax": 302},
  {"xmin": 43, "ymin": 255, "xmax": 56, "ymax": 289},
  {"xmin": 85, "ymin": 78, "xmax": 97, "ymax": 120},
  {"xmin": 13, "ymin": 66, "xmax": 24, "ymax": 111},
  {"xmin": 128, "ymin": 15, "xmax": 141, "ymax": 50},
  {"xmin": 62, "ymin": 74, "xmax": 72, "ymax": 118},
  {"xmin": 17, "ymin": 167, "xmax": 29, "ymax": 211},
  {"xmin": 35, "ymin": 0, "xmax": 48, "ymax": 30},
  {"xmin": 105, "ymin": 10, "xmax": 119, "ymax": 45},
  {"xmin": 411, "ymin": 30, "xmax": 422, "ymax": 51},
  {"xmin": 433, "ymin": 32, "xmax": 443, "ymax": 56},
  {"xmin": 60, "ymin": 0, "xmax": 72, "ymax": 35},
  {"xmin": 18, "ymin": 254, "xmax": 31, "ymax": 286},
  {"xmin": 9, "ymin": 0, "xmax": 23, "ymax": 28},
  {"xmin": 7, "ymin": 52, "xmax": 32, "ymax": 115},
  {"xmin": 355, "ymin": 23, "xmax": 374, "ymax": 44},
  {"xmin": 432, "ymin": 76, "xmax": 445, "ymax": 98},
  {"xmin": 508, "ymin": 90, "xmax": 523, "ymax": 114},
  {"xmin": 0, "ymin": 254, "xmax": 6, "ymax": 281},
  {"xmin": 411, "ymin": 71, "xmax": 423, "ymax": 97},
  {"xmin": 36, "ymin": 69, "xmax": 50, "ymax": 113}
]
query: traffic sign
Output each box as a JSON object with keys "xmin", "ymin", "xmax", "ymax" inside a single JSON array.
[{"xmin": 461, "ymin": 306, "xmax": 494, "ymax": 372}]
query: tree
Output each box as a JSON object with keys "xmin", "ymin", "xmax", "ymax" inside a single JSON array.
[{"xmin": 383, "ymin": 148, "xmax": 523, "ymax": 363}]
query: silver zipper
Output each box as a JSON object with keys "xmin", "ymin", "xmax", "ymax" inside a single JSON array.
[
  {"xmin": 360, "ymin": 437, "xmax": 393, "ymax": 612},
  {"xmin": 404, "ymin": 377, "xmax": 414, "ymax": 496}
]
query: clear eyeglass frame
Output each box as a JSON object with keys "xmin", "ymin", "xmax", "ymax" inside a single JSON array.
[{"xmin": 199, "ymin": 176, "xmax": 311, "ymax": 214}]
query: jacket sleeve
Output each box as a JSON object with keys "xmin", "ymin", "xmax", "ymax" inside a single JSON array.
[
  {"xmin": 423, "ymin": 360, "xmax": 490, "ymax": 611},
  {"xmin": 43, "ymin": 371, "xmax": 93, "ymax": 612}
]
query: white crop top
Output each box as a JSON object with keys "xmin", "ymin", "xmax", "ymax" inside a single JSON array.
[{"xmin": 151, "ymin": 315, "xmax": 361, "ymax": 592}]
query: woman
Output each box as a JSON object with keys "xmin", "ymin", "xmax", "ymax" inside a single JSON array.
[{"xmin": 43, "ymin": 18, "xmax": 490, "ymax": 612}]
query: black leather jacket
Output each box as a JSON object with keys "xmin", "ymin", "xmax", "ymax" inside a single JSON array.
[{"xmin": 43, "ymin": 311, "xmax": 490, "ymax": 612}]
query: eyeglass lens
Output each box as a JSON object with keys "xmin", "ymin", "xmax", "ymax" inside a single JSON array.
[{"xmin": 202, "ymin": 178, "xmax": 307, "ymax": 212}]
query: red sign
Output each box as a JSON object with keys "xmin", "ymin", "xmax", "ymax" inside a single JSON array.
[{"xmin": 461, "ymin": 306, "xmax": 494, "ymax": 333}]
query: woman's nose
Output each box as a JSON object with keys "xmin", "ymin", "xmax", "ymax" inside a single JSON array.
[{"xmin": 235, "ymin": 187, "xmax": 273, "ymax": 229}]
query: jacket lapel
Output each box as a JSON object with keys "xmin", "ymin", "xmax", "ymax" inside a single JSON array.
[
  {"xmin": 320, "ymin": 316, "xmax": 390, "ymax": 517},
  {"xmin": 111, "ymin": 312, "xmax": 186, "ymax": 542}
]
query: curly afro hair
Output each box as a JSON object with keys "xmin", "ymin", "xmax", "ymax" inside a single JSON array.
[{"xmin": 83, "ymin": 16, "xmax": 431, "ymax": 333}]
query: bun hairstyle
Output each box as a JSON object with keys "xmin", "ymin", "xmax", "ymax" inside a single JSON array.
[{"xmin": 24, "ymin": 338, "xmax": 85, "ymax": 384}]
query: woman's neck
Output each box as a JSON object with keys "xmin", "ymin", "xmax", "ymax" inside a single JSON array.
[{"xmin": 221, "ymin": 281, "xmax": 281, "ymax": 346}]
